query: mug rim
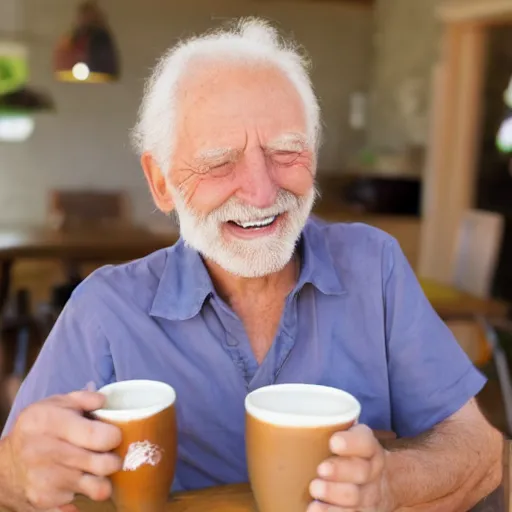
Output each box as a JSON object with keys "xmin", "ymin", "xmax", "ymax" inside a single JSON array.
[
  {"xmin": 93, "ymin": 379, "xmax": 176, "ymax": 423},
  {"xmin": 245, "ymin": 383, "xmax": 361, "ymax": 428}
]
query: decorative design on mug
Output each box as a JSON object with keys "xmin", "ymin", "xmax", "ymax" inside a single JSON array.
[{"xmin": 123, "ymin": 441, "xmax": 163, "ymax": 471}]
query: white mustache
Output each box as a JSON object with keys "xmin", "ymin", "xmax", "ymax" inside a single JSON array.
[{"xmin": 203, "ymin": 190, "xmax": 301, "ymax": 224}]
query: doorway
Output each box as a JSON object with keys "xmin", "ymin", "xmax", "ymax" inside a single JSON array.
[
  {"xmin": 419, "ymin": 0, "xmax": 512, "ymax": 291},
  {"xmin": 476, "ymin": 25, "xmax": 512, "ymax": 302}
]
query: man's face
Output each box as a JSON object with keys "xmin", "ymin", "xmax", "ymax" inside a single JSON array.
[{"xmin": 147, "ymin": 61, "xmax": 316, "ymax": 277}]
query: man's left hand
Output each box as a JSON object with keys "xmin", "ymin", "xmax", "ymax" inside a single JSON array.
[{"xmin": 307, "ymin": 424, "xmax": 393, "ymax": 512}]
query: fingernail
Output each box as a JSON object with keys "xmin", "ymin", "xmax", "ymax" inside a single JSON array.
[
  {"xmin": 317, "ymin": 461, "xmax": 333, "ymax": 477},
  {"xmin": 330, "ymin": 434, "xmax": 346, "ymax": 452},
  {"xmin": 309, "ymin": 479, "xmax": 326, "ymax": 499},
  {"xmin": 84, "ymin": 381, "xmax": 97, "ymax": 392}
]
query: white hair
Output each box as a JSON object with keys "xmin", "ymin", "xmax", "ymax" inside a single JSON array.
[{"xmin": 131, "ymin": 17, "xmax": 322, "ymax": 172}]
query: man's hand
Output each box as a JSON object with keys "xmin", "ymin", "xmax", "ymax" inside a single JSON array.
[
  {"xmin": 5, "ymin": 391, "xmax": 122, "ymax": 510},
  {"xmin": 307, "ymin": 424, "xmax": 392, "ymax": 512}
]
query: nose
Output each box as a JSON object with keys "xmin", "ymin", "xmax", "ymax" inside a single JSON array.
[{"xmin": 235, "ymin": 149, "xmax": 278, "ymax": 208}]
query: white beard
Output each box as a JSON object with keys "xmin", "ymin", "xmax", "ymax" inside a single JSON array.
[{"xmin": 170, "ymin": 187, "xmax": 317, "ymax": 278}]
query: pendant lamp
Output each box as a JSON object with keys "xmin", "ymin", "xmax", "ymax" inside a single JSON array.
[
  {"xmin": 0, "ymin": 42, "xmax": 53, "ymax": 142},
  {"xmin": 54, "ymin": 1, "xmax": 120, "ymax": 84}
]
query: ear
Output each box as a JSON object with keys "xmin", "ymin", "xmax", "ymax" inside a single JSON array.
[{"xmin": 141, "ymin": 152, "xmax": 175, "ymax": 213}]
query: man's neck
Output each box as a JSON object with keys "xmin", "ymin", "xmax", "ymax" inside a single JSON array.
[{"xmin": 205, "ymin": 254, "xmax": 300, "ymax": 307}]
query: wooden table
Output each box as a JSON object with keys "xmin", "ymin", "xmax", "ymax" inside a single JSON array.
[
  {"xmin": 0, "ymin": 225, "xmax": 178, "ymax": 315},
  {"xmin": 71, "ymin": 483, "xmax": 505, "ymax": 512},
  {"xmin": 0, "ymin": 442, "xmax": 508, "ymax": 512},
  {"xmin": 68, "ymin": 441, "xmax": 511, "ymax": 511},
  {"xmin": 0, "ymin": 226, "xmax": 506, "ymax": 320},
  {"xmin": 0, "ymin": 224, "xmax": 508, "ymax": 370},
  {"xmin": 420, "ymin": 278, "xmax": 509, "ymax": 320},
  {"xmin": 420, "ymin": 278, "xmax": 510, "ymax": 367}
]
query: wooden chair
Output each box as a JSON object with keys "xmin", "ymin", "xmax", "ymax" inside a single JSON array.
[
  {"xmin": 0, "ymin": 289, "xmax": 47, "ymax": 413},
  {"xmin": 451, "ymin": 209, "xmax": 505, "ymax": 299},
  {"xmin": 1, "ymin": 190, "xmax": 133, "ymax": 410},
  {"xmin": 446, "ymin": 209, "xmax": 505, "ymax": 361},
  {"xmin": 445, "ymin": 209, "xmax": 512, "ymax": 435},
  {"xmin": 46, "ymin": 188, "xmax": 132, "ymax": 291},
  {"xmin": 47, "ymin": 189, "xmax": 131, "ymax": 231}
]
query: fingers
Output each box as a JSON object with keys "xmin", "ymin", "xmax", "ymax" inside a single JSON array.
[
  {"xmin": 309, "ymin": 480, "xmax": 360, "ymax": 508},
  {"xmin": 25, "ymin": 462, "xmax": 113, "ymax": 507},
  {"xmin": 307, "ymin": 501, "xmax": 354, "ymax": 512},
  {"xmin": 75, "ymin": 474, "xmax": 113, "ymax": 502},
  {"xmin": 329, "ymin": 424, "xmax": 380, "ymax": 459},
  {"xmin": 50, "ymin": 438, "xmax": 122, "ymax": 476},
  {"xmin": 317, "ymin": 454, "xmax": 384, "ymax": 485},
  {"xmin": 308, "ymin": 425, "xmax": 386, "ymax": 510},
  {"xmin": 65, "ymin": 391, "xmax": 106, "ymax": 412},
  {"xmin": 49, "ymin": 391, "xmax": 106, "ymax": 412},
  {"xmin": 18, "ymin": 393, "xmax": 121, "ymax": 453},
  {"xmin": 308, "ymin": 480, "xmax": 382, "ymax": 511},
  {"xmin": 51, "ymin": 410, "xmax": 121, "ymax": 452}
]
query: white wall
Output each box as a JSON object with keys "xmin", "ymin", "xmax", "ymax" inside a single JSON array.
[
  {"xmin": 0, "ymin": 0, "xmax": 373, "ymax": 225},
  {"xmin": 368, "ymin": 0, "xmax": 445, "ymax": 152}
]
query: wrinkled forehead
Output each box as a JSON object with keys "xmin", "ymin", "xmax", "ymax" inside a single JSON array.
[{"xmin": 174, "ymin": 59, "xmax": 308, "ymax": 153}]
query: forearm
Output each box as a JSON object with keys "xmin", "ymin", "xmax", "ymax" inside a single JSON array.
[
  {"xmin": 382, "ymin": 400, "xmax": 504, "ymax": 512},
  {"xmin": 0, "ymin": 437, "xmax": 28, "ymax": 512},
  {"xmin": 383, "ymin": 420, "xmax": 503, "ymax": 511}
]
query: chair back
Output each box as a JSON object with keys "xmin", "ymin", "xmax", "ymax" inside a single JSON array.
[
  {"xmin": 47, "ymin": 189, "xmax": 131, "ymax": 231},
  {"xmin": 452, "ymin": 209, "xmax": 505, "ymax": 299}
]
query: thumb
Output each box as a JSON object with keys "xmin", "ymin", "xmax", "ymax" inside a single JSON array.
[{"xmin": 65, "ymin": 390, "xmax": 107, "ymax": 412}]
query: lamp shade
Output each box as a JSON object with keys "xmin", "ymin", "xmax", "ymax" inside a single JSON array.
[
  {"xmin": 54, "ymin": 1, "xmax": 120, "ymax": 83},
  {"xmin": 0, "ymin": 42, "xmax": 54, "ymax": 118},
  {"xmin": 0, "ymin": 42, "xmax": 29, "ymax": 95},
  {"xmin": 0, "ymin": 87, "xmax": 54, "ymax": 116}
]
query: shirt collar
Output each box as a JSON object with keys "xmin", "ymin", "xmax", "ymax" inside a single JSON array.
[
  {"xmin": 295, "ymin": 216, "xmax": 347, "ymax": 296},
  {"xmin": 150, "ymin": 216, "xmax": 346, "ymax": 321},
  {"xmin": 150, "ymin": 238, "xmax": 214, "ymax": 321}
]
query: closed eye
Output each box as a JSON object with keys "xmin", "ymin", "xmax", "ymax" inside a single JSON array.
[
  {"xmin": 203, "ymin": 160, "xmax": 235, "ymax": 177},
  {"xmin": 269, "ymin": 151, "xmax": 301, "ymax": 165}
]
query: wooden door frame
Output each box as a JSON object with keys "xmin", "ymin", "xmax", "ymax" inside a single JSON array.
[{"xmin": 419, "ymin": 0, "xmax": 512, "ymax": 282}]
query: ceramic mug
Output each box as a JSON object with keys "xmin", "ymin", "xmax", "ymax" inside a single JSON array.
[
  {"xmin": 93, "ymin": 379, "xmax": 178, "ymax": 512},
  {"xmin": 245, "ymin": 383, "xmax": 361, "ymax": 512}
]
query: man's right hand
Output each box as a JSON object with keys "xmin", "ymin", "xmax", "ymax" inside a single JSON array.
[{"xmin": 3, "ymin": 391, "xmax": 122, "ymax": 511}]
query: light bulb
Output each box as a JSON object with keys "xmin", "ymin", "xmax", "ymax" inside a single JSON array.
[
  {"xmin": 72, "ymin": 62, "xmax": 90, "ymax": 81},
  {"xmin": 0, "ymin": 116, "xmax": 35, "ymax": 142},
  {"xmin": 497, "ymin": 117, "xmax": 512, "ymax": 154}
]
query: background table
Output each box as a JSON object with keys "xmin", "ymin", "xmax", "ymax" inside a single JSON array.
[
  {"xmin": 0, "ymin": 225, "xmax": 178, "ymax": 315},
  {"xmin": 420, "ymin": 278, "xmax": 509, "ymax": 319},
  {"xmin": 68, "ymin": 441, "xmax": 511, "ymax": 512},
  {"xmin": 0, "ymin": 227, "xmax": 507, "ymax": 321}
]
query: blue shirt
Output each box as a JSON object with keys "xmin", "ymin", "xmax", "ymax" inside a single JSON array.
[{"xmin": 3, "ymin": 216, "xmax": 485, "ymax": 491}]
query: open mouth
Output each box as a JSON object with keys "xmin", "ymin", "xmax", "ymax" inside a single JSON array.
[{"xmin": 227, "ymin": 214, "xmax": 278, "ymax": 230}]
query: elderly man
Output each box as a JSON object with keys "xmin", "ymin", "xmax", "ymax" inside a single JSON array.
[{"xmin": 0, "ymin": 18, "xmax": 503, "ymax": 512}]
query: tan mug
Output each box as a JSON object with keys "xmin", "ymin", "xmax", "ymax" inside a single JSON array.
[
  {"xmin": 93, "ymin": 379, "xmax": 178, "ymax": 512},
  {"xmin": 245, "ymin": 383, "xmax": 361, "ymax": 512}
]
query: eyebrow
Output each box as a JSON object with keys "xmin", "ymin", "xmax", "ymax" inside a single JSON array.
[
  {"xmin": 192, "ymin": 131, "xmax": 308, "ymax": 167},
  {"xmin": 192, "ymin": 147, "xmax": 240, "ymax": 167},
  {"xmin": 265, "ymin": 132, "xmax": 308, "ymax": 152}
]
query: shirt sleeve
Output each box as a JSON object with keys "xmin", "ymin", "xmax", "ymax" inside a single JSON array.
[
  {"xmin": 383, "ymin": 237, "xmax": 487, "ymax": 438},
  {"xmin": 1, "ymin": 287, "xmax": 114, "ymax": 437}
]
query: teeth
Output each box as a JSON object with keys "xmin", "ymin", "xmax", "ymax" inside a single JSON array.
[{"xmin": 235, "ymin": 215, "xmax": 277, "ymax": 229}]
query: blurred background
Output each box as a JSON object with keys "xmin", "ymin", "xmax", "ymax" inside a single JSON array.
[{"xmin": 1, "ymin": 0, "xmax": 512, "ymax": 437}]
